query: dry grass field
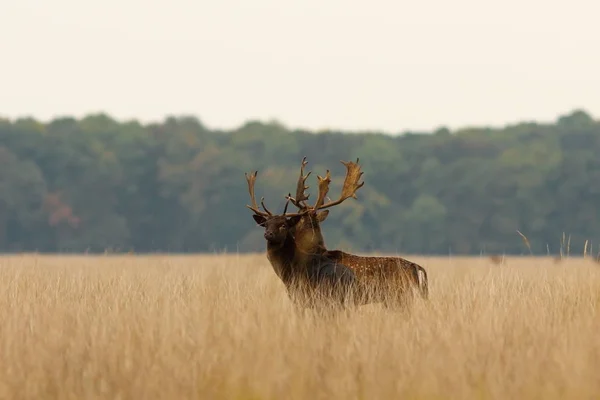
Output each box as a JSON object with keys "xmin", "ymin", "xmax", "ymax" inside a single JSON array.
[{"xmin": 2, "ymin": 253, "xmax": 600, "ymax": 400}]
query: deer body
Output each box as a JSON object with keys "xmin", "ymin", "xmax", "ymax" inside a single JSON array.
[
  {"xmin": 245, "ymin": 156, "xmax": 429, "ymax": 309},
  {"xmin": 293, "ymin": 211, "xmax": 428, "ymax": 306},
  {"xmin": 287, "ymin": 253, "xmax": 357, "ymax": 309},
  {"xmin": 324, "ymin": 250, "xmax": 428, "ymax": 306}
]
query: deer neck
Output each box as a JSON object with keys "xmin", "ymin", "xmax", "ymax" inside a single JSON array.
[
  {"xmin": 266, "ymin": 235, "xmax": 296, "ymax": 283},
  {"xmin": 293, "ymin": 226, "xmax": 327, "ymax": 257}
]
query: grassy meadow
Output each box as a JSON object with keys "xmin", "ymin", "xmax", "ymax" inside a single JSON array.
[{"xmin": 2, "ymin": 253, "xmax": 600, "ymax": 399}]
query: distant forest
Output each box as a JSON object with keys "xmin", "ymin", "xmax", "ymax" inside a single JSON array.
[{"xmin": 0, "ymin": 109, "xmax": 599, "ymax": 255}]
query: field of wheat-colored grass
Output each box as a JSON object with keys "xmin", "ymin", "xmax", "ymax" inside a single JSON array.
[{"xmin": 2, "ymin": 253, "xmax": 600, "ymax": 399}]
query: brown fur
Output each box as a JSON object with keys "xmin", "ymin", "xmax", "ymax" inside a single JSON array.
[
  {"xmin": 324, "ymin": 250, "xmax": 428, "ymax": 306},
  {"xmin": 291, "ymin": 209, "xmax": 428, "ymax": 307},
  {"xmin": 252, "ymin": 214, "xmax": 301, "ymax": 284},
  {"xmin": 285, "ymin": 156, "xmax": 429, "ymax": 307}
]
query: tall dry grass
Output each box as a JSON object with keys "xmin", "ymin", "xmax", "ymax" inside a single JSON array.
[{"xmin": 1, "ymin": 254, "xmax": 600, "ymax": 399}]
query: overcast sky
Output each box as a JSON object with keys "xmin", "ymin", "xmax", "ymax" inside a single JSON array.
[{"xmin": 2, "ymin": 0, "xmax": 599, "ymax": 134}]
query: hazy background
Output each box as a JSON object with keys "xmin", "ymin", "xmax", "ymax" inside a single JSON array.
[
  {"xmin": 3, "ymin": 0, "xmax": 599, "ymax": 133},
  {"xmin": 1, "ymin": 0, "xmax": 599, "ymax": 255}
]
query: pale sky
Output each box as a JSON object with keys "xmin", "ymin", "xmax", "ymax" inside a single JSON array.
[{"xmin": 2, "ymin": 0, "xmax": 599, "ymax": 134}]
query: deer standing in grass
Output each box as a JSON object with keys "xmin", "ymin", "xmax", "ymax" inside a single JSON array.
[
  {"xmin": 246, "ymin": 157, "xmax": 429, "ymax": 309},
  {"xmin": 245, "ymin": 171, "xmax": 356, "ymax": 309},
  {"xmin": 283, "ymin": 156, "xmax": 429, "ymax": 308}
]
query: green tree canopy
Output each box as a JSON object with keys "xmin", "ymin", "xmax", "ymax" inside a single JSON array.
[{"xmin": 0, "ymin": 109, "xmax": 598, "ymax": 255}]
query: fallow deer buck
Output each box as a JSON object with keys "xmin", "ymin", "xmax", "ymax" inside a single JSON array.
[
  {"xmin": 284, "ymin": 156, "xmax": 429, "ymax": 308},
  {"xmin": 245, "ymin": 156, "xmax": 429, "ymax": 310},
  {"xmin": 245, "ymin": 171, "xmax": 356, "ymax": 309}
]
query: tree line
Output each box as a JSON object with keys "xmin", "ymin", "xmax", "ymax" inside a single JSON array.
[{"xmin": 0, "ymin": 109, "xmax": 598, "ymax": 255}]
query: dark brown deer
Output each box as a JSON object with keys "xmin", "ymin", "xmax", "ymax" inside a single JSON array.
[
  {"xmin": 245, "ymin": 171, "xmax": 356, "ymax": 308},
  {"xmin": 285, "ymin": 156, "xmax": 429, "ymax": 308},
  {"xmin": 246, "ymin": 157, "xmax": 428, "ymax": 309}
]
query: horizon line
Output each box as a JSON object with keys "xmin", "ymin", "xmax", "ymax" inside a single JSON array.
[{"xmin": 0, "ymin": 107, "xmax": 595, "ymax": 136}]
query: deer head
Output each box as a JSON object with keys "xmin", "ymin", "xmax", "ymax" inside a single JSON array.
[
  {"xmin": 244, "ymin": 171, "xmax": 306, "ymax": 247},
  {"xmin": 245, "ymin": 157, "xmax": 364, "ymax": 253}
]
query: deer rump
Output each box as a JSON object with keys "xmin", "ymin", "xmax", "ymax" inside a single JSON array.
[{"xmin": 323, "ymin": 250, "xmax": 429, "ymax": 304}]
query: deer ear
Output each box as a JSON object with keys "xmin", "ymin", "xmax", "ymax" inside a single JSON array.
[
  {"xmin": 252, "ymin": 214, "xmax": 267, "ymax": 226},
  {"xmin": 316, "ymin": 210, "xmax": 329, "ymax": 222},
  {"xmin": 286, "ymin": 215, "xmax": 303, "ymax": 227}
]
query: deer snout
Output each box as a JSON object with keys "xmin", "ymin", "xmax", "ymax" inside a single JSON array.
[{"xmin": 264, "ymin": 231, "xmax": 275, "ymax": 240}]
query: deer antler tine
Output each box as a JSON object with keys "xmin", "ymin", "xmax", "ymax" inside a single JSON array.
[
  {"xmin": 314, "ymin": 169, "xmax": 331, "ymax": 209},
  {"xmin": 292, "ymin": 156, "xmax": 311, "ymax": 209},
  {"xmin": 283, "ymin": 195, "xmax": 291, "ymax": 214},
  {"xmin": 260, "ymin": 197, "xmax": 273, "ymax": 216},
  {"xmin": 282, "ymin": 209, "xmax": 310, "ymax": 218}
]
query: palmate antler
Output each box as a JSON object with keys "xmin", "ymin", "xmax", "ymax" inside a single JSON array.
[
  {"xmin": 246, "ymin": 156, "xmax": 364, "ymax": 218},
  {"xmin": 286, "ymin": 156, "xmax": 311, "ymax": 210},
  {"xmin": 245, "ymin": 170, "xmax": 306, "ymax": 218},
  {"xmin": 286, "ymin": 157, "xmax": 365, "ymax": 212},
  {"xmin": 245, "ymin": 171, "xmax": 272, "ymax": 217},
  {"xmin": 314, "ymin": 158, "xmax": 364, "ymax": 210}
]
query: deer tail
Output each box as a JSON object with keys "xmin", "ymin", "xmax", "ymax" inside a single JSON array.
[{"xmin": 416, "ymin": 265, "xmax": 429, "ymax": 299}]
